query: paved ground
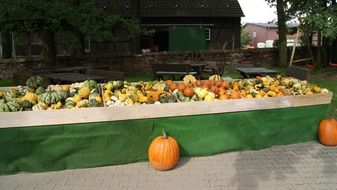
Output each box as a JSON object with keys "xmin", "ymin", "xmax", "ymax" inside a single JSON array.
[{"xmin": 1, "ymin": 141, "xmax": 337, "ymax": 190}]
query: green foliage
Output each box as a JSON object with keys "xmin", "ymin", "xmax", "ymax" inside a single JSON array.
[
  {"xmin": 0, "ymin": 0, "xmax": 141, "ymax": 56},
  {"xmin": 240, "ymin": 27, "xmax": 252, "ymax": 48}
]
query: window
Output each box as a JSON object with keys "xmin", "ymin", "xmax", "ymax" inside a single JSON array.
[
  {"xmin": 205, "ymin": 28, "xmax": 211, "ymax": 41},
  {"xmin": 84, "ymin": 37, "xmax": 91, "ymax": 53}
]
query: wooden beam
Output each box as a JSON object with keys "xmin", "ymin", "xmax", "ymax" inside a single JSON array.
[{"xmin": 0, "ymin": 92, "xmax": 332, "ymax": 128}]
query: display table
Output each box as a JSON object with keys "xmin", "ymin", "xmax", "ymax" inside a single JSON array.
[{"xmin": 0, "ymin": 93, "xmax": 332, "ymax": 175}]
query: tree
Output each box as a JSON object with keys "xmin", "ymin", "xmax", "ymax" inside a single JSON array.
[
  {"xmin": 266, "ymin": 0, "xmax": 288, "ymax": 66},
  {"xmin": 0, "ymin": 0, "xmax": 140, "ymax": 64},
  {"xmin": 286, "ymin": 0, "xmax": 337, "ymax": 67},
  {"xmin": 240, "ymin": 26, "xmax": 252, "ymax": 48}
]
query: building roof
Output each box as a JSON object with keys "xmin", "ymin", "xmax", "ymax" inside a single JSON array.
[
  {"xmin": 98, "ymin": 0, "xmax": 244, "ymax": 18},
  {"xmin": 246, "ymin": 23, "xmax": 299, "ymax": 28},
  {"xmin": 141, "ymin": 0, "xmax": 244, "ymax": 18}
]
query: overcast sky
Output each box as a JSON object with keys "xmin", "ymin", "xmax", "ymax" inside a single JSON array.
[{"xmin": 238, "ymin": 0, "xmax": 277, "ymax": 23}]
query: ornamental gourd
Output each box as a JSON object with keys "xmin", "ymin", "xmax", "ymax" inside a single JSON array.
[
  {"xmin": 32, "ymin": 102, "xmax": 48, "ymax": 111},
  {"xmin": 319, "ymin": 119, "xmax": 337, "ymax": 146},
  {"xmin": 35, "ymin": 86, "xmax": 46, "ymax": 95},
  {"xmin": 78, "ymin": 87, "xmax": 91, "ymax": 99},
  {"xmin": 7, "ymin": 101, "xmax": 21, "ymax": 112},
  {"xmin": 21, "ymin": 100, "xmax": 34, "ymax": 111},
  {"xmin": 17, "ymin": 86, "xmax": 32, "ymax": 96},
  {"xmin": 82, "ymin": 80, "xmax": 97, "ymax": 90},
  {"xmin": 58, "ymin": 90, "xmax": 70, "ymax": 101},
  {"xmin": 0, "ymin": 100, "xmax": 10, "ymax": 112},
  {"xmin": 26, "ymin": 76, "xmax": 44, "ymax": 89},
  {"xmin": 39, "ymin": 90, "xmax": 61, "ymax": 105},
  {"xmin": 21, "ymin": 92, "xmax": 38, "ymax": 104},
  {"xmin": 148, "ymin": 129, "xmax": 179, "ymax": 171},
  {"xmin": 4, "ymin": 89, "xmax": 18, "ymax": 102}
]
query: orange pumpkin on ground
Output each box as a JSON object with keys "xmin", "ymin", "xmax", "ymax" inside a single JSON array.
[
  {"xmin": 183, "ymin": 87, "xmax": 195, "ymax": 97},
  {"xmin": 319, "ymin": 119, "xmax": 337, "ymax": 146},
  {"xmin": 148, "ymin": 129, "xmax": 180, "ymax": 171},
  {"xmin": 177, "ymin": 83, "xmax": 186, "ymax": 91}
]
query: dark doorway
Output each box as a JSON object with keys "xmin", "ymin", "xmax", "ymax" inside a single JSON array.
[{"xmin": 154, "ymin": 30, "xmax": 169, "ymax": 52}]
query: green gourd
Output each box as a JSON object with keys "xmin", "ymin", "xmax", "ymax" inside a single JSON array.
[
  {"xmin": 7, "ymin": 101, "xmax": 21, "ymax": 112},
  {"xmin": 88, "ymin": 98, "xmax": 100, "ymax": 107},
  {"xmin": 39, "ymin": 90, "xmax": 61, "ymax": 105},
  {"xmin": 4, "ymin": 89, "xmax": 18, "ymax": 102},
  {"xmin": 0, "ymin": 100, "xmax": 10, "ymax": 112},
  {"xmin": 26, "ymin": 76, "xmax": 44, "ymax": 89},
  {"xmin": 58, "ymin": 90, "xmax": 70, "ymax": 101},
  {"xmin": 64, "ymin": 99, "xmax": 76, "ymax": 109},
  {"xmin": 35, "ymin": 86, "xmax": 46, "ymax": 95},
  {"xmin": 21, "ymin": 100, "xmax": 34, "ymax": 111},
  {"xmin": 82, "ymin": 80, "xmax": 97, "ymax": 90}
]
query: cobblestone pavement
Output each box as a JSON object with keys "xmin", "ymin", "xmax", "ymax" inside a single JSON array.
[{"xmin": 1, "ymin": 141, "xmax": 337, "ymax": 190}]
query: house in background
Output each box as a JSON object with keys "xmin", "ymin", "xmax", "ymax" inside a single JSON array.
[
  {"xmin": 244, "ymin": 23, "xmax": 300, "ymax": 48},
  {"xmin": 1, "ymin": 0, "xmax": 244, "ymax": 58},
  {"xmin": 99, "ymin": 0, "xmax": 244, "ymax": 53}
]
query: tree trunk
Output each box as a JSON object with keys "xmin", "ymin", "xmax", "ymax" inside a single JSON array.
[
  {"xmin": 321, "ymin": 37, "xmax": 328, "ymax": 67},
  {"xmin": 276, "ymin": 0, "xmax": 288, "ymax": 67},
  {"xmin": 41, "ymin": 30, "xmax": 57, "ymax": 65},
  {"xmin": 1, "ymin": 31, "xmax": 13, "ymax": 59},
  {"xmin": 316, "ymin": 30, "xmax": 322, "ymax": 68},
  {"xmin": 332, "ymin": 39, "xmax": 337, "ymax": 63}
]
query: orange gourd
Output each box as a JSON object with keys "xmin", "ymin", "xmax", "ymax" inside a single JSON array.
[
  {"xmin": 165, "ymin": 80, "xmax": 174, "ymax": 86},
  {"xmin": 177, "ymin": 83, "xmax": 186, "ymax": 91},
  {"xmin": 183, "ymin": 87, "xmax": 194, "ymax": 97},
  {"xmin": 319, "ymin": 119, "xmax": 337, "ymax": 146},
  {"xmin": 230, "ymin": 90, "xmax": 241, "ymax": 99},
  {"xmin": 148, "ymin": 129, "xmax": 180, "ymax": 171},
  {"xmin": 210, "ymin": 86, "xmax": 219, "ymax": 94},
  {"xmin": 169, "ymin": 83, "xmax": 177, "ymax": 91},
  {"xmin": 146, "ymin": 91, "xmax": 160, "ymax": 102},
  {"xmin": 219, "ymin": 94, "xmax": 229, "ymax": 100},
  {"xmin": 221, "ymin": 81, "xmax": 229, "ymax": 89}
]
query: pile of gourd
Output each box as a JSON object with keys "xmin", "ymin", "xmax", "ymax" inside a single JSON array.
[
  {"xmin": 0, "ymin": 74, "xmax": 330, "ymax": 111},
  {"xmin": 103, "ymin": 74, "xmax": 329, "ymax": 107},
  {"xmin": 0, "ymin": 76, "xmax": 103, "ymax": 112}
]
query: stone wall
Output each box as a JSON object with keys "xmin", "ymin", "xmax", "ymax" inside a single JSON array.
[{"xmin": 0, "ymin": 47, "xmax": 310, "ymax": 80}]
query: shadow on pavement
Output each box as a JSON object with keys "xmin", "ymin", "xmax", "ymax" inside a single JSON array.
[{"xmin": 231, "ymin": 142, "xmax": 316, "ymax": 189}]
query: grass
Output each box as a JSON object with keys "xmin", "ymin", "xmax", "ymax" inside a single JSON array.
[{"xmin": 0, "ymin": 79, "xmax": 14, "ymax": 87}]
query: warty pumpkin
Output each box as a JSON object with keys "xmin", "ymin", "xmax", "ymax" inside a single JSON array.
[
  {"xmin": 319, "ymin": 119, "xmax": 337, "ymax": 146},
  {"xmin": 148, "ymin": 129, "xmax": 179, "ymax": 171}
]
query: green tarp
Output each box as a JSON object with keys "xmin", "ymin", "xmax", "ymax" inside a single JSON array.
[{"xmin": 0, "ymin": 104, "xmax": 329, "ymax": 175}]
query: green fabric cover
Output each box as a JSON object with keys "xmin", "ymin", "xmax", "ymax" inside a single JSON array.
[{"xmin": 0, "ymin": 104, "xmax": 328, "ymax": 175}]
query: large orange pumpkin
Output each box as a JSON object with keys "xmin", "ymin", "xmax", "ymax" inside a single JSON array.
[
  {"xmin": 148, "ymin": 129, "xmax": 180, "ymax": 171},
  {"xmin": 319, "ymin": 119, "xmax": 337, "ymax": 146}
]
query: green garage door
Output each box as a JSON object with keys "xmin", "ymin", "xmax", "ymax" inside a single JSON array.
[{"xmin": 169, "ymin": 26, "xmax": 206, "ymax": 51}]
